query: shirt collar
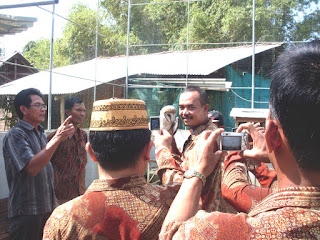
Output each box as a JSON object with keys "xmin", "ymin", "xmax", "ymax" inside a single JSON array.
[
  {"xmin": 86, "ymin": 175, "xmax": 147, "ymax": 192},
  {"xmin": 249, "ymin": 186, "xmax": 320, "ymax": 217},
  {"xmin": 18, "ymin": 119, "xmax": 44, "ymax": 133},
  {"xmin": 191, "ymin": 120, "xmax": 217, "ymax": 137},
  {"xmin": 72, "ymin": 127, "xmax": 81, "ymax": 140}
]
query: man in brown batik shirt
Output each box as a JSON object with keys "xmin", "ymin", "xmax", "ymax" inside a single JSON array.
[{"xmin": 47, "ymin": 97, "xmax": 87, "ymax": 204}]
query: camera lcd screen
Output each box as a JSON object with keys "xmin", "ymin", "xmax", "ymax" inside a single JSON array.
[
  {"xmin": 221, "ymin": 135, "xmax": 242, "ymax": 151},
  {"xmin": 150, "ymin": 117, "xmax": 160, "ymax": 130}
]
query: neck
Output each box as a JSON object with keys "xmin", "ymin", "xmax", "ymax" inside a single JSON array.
[
  {"xmin": 22, "ymin": 118, "xmax": 39, "ymax": 130},
  {"xmin": 272, "ymin": 149, "xmax": 320, "ymax": 189},
  {"xmin": 191, "ymin": 119, "xmax": 209, "ymax": 131},
  {"xmin": 72, "ymin": 123, "xmax": 79, "ymax": 129},
  {"xmin": 97, "ymin": 160, "xmax": 147, "ymax": 180},
  {"xmin": 276, "ymin": 168, "xmax": 320, "ymax": 189}
]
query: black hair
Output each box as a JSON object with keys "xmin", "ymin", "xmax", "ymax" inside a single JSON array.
[
  {"xmin": 89, "ymin": 129, "xmax": 151, "ymax": 171},
  {"xmin": 181, "ymin": 86, "xmax": 209, "ymax": 106},
  {"xmin": 65, "ymin": 97, "xmax": 83, "ymax": 110},
  {"xmin": 65, "ymin": 97, "xmax": 83, "ymax": 117},
  {"xmin": 14, "ymin": 88, "xmax": 43, "ymax": 119},
  {"xmin": 270, "ymin": 41, "xmax": 320, "ymax": 171}
]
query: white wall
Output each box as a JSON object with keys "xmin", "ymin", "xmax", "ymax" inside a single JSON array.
[{"xmin": 0, "ymin": 129, "xmax": 190, "ymax": 199}]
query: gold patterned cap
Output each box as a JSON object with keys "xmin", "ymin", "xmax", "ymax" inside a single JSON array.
[{"xmin": 89, "ymin": 98, "xmax": 149, "ymax": 131}]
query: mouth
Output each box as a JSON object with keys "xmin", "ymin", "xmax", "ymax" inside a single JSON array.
[{"xmin": 182, "ymin": 116, "xmax": 192, "ymax": 121}]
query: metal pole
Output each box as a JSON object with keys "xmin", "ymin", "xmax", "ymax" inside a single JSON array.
[
  {"xmin": 186, "ymin": 0, "xmax": 190, "ymax": 88},
  {"xmin": 125, "ymin": 0, "xmax": 131, "ymax": 99},
  {"xmin": 94, "ymin": 0, "xmax": 100, "ymax": 101},
  {"xmin": 251, "ymin": 0, "xmax": 255, "ymax": 109},
  {"xmin": 48, "ymin": 3, "xmax": 55, "ymax": 130}
]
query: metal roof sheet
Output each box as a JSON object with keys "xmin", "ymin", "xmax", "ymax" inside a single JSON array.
[
  {"xmin": 0, "ymin": 43, "xmax": 282, "ymax": 95},
  {"xmin": 0, "ymin": 14, "xmax": 37, "ymax": 37},
  {"xmin": 230, "ymin": 108, "xmax": 269, "ymax": 119}
]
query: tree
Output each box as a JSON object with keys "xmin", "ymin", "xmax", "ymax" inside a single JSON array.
[
  {"xmin": 23, "ymin": 0, "xmax": 320, "ymax": 68},
  {"xmin": 22, "ymin": 38, "xmax": 70, "ymax": 70}
]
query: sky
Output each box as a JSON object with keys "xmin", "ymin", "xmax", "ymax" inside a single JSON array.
[{"xmin": 0, "ymin": 0, "xmax": 97, "ymax": 56}]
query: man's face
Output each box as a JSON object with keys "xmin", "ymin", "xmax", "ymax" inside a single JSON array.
[
  {"xmin": 179, "ymin": 91, "xmax": 209, "ymax": 130},
  {"xmin": 23, "ymin": 95, "xmax": 46, "ymax": 124},
  {"xmin": 66, "ymin": 103, "xmax": 86, "ymax": 125}
]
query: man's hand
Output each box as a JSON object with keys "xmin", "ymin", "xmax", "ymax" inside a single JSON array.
[
  {"xmin": 237, "ymin": 122, "xmax": 269, "ymax": 162},
  {"xmin": 54, "ymin": 116, "xmax": 75, "ymax": 142},
  {"xmin": 153, "ymin": 128, "xmax": 174, "ymax": 149},
  {"xmin": 187, "ymin": 129, "xmax": 224, "ymax": 177},
  {"xmin": 24, "ymin": 116, "xmax": 75, "ymax": 176}
]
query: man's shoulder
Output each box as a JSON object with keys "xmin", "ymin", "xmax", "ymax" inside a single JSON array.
[
  {"xmin": 4, "ymin": 124, "xmax": 28, "ymax": 139},
  {"xmin": 50, "ymin": 195, "xmax": 83, "ymax": 219},
  {"xmin": 79, "ymin": 128, "xmax": 88, "ymax": 137}
]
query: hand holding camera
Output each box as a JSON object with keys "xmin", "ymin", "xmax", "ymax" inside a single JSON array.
[
  {"xmin": 236, "ymin": 122, "xmax": 269, "ymax": 162},
  {"xmin": 219, "ymin": 132, "xmax": 249, "ymax": 151},
  {"xmin": 188, "ymin": 129, "xmax": 224, "ymax": 177}
]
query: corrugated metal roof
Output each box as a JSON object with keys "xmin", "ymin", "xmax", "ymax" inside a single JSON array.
[
  {"xmin": 0, "ymin": 43, "xmax": 282, "ymax": 95},
  {"xmin": 0, "ymin": 14, "xmax": 37, "ymax": 37},
  {"xmin": 230, "ymin": 108, "xmax": 269, "ymax": 119}
]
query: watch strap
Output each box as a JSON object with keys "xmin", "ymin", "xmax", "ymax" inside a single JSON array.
[{"xmin": 183, "ymin": 169, "xmax": 206, "ymax": 186}]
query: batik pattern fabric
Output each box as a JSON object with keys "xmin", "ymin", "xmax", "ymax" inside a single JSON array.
[
  {"xmin": 156, "ymin": 121, "xmax": 236, "ymax": 213},
  {"xmin": 43, "ymin": 175, "xmax": 180, "ymax": 240},
  {"xmin": 222, "ymin": 151, "xmax": 278, "ymax": 213},
  {"xmin": 47, "ymin": 128, "xmax": 88, "ymax": 204},
  {"xmin": 160, "ymin": 187, "xmax": 320, "ymax": 240}
]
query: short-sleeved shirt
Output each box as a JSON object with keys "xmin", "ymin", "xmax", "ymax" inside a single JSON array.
[
  {"xmin": 3, "ymin": 120, "xmax": 58, "ymax": 218},
  {"xmin": 47, "ymin": 128, "xmax": 88, "ymax": 203}
]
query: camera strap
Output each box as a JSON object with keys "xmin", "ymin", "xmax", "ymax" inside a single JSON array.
[{"xmin": 246, "ymin": 161, "xmax": 256, "ymax": 190}]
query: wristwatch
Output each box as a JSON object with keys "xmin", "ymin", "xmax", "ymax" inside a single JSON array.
[{"xmin": 183, "ymin": 169, "xmax": 206, "ymax": 186}]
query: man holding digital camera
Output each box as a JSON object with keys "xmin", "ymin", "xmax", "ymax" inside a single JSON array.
[
  {"xmin": 154, "ymin": 85, "xmax": 236, "ymax": 213},
  {"xmin": 160, "ymin": 42, "xmax": 320, "ymax": 239}
]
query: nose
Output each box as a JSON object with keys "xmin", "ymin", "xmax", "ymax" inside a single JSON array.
[{"xmin": 181, "ymin": 108, "xmax": 189, "ymax": 116}]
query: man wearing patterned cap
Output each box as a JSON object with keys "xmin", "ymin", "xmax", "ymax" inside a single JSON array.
[{"xmin": 43, "ymin": 98, "xmax": 180, "ymax": 240}]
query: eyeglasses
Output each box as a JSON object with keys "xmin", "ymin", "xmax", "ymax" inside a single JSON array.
[{"xmin": 29, "ymin": 104, "xmax": 48, "ymax": 110}]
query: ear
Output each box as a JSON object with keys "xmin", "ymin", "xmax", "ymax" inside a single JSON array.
[
  {"xmin": 204, "ymin": 103, "xmax": 209, "ymax": 112},
  {"xmin": 65, "ymin": 109, "xmax": 71, "ymax": 117},
  {"xmin": 265, "ymin": 119, "xmax": 282, "ymax": 153},
  {"xmin": 141, "ymin": 141, "xmax": 153, "ymax": 162},
  {"xmin": 20, "ymin": 105, "xmax": 28, "ymax": 116},
  {"xmin": 86, "ymin": 142, "xmax": 98, "ymax": 162}
]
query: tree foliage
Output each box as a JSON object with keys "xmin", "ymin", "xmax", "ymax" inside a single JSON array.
[{"xmin": 23, "ymin": 0, "xmax": 320, "ymax": 67}]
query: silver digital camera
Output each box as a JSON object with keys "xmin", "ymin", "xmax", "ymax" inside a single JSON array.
[
  {"xmin": 149, "ymin": 116, "xmax": 160, "ymax": 130},
  {"xmin": 219, "ymin": 132, "xmax": 249, "ymax": 151}
]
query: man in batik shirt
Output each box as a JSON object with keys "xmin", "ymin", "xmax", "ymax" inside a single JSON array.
[
  {"xmin": 155, "ymin": 85, "xmax": 236, "ymax": 213},
  {"xmin": 222, "ymin": 150, "xmax": 277, "ymax": 213},
  {"xmin": 47, "ymin": 97, "xmax": 87, "ymax": 204},
  {"xmin": 160, "ymin": 42, "xmax": 320, "ymax": 239},
  {"xmin": 43, "ymin": 98, "xmax": 180, "ymax": 240}
]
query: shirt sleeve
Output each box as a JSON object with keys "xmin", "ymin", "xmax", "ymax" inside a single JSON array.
[
  {"xmin": 43, "ymin": 208, "xmax": 64, "ymax": 240},
  {"xmin": 156, "ymin": 147, "xmax": 184, "ymax": 185},
  {"xmin": 3, "ymin": 128, "xmax": 35, "ymax": 172},
  {"xmin": 159, "ymin": 210, "xmax": 251, "ymax": 240},
  {"xmin": 221, "ymin": 152, "xmax": 276, "ymax": 213}
]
